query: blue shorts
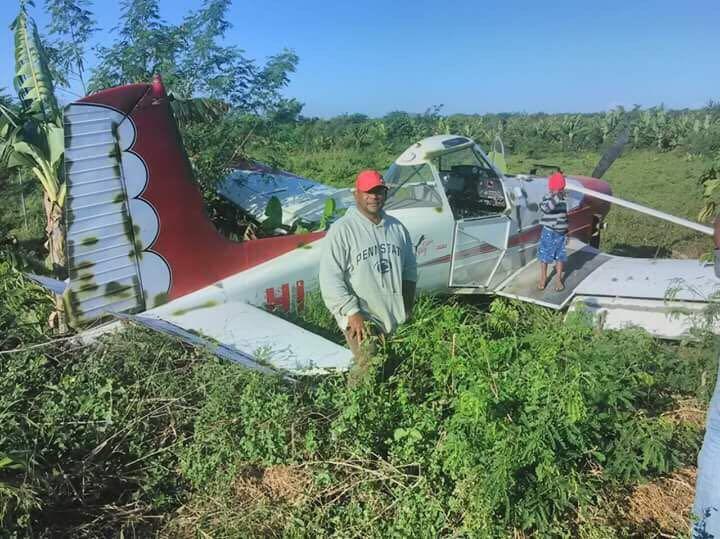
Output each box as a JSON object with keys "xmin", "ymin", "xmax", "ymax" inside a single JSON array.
[{"xmin": 538, "ymin": 227, "xmax": 567, "ymax": 263}]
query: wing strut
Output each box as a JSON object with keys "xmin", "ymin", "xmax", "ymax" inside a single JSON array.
[{"xmin": 567, "ymin": 184, "xmax": 713, "ymax": 236}]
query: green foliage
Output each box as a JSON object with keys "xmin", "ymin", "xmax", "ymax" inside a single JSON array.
[
  {"xmin": 3, "ymin": 1, "xmax": 68, "ymax": 288},
  {"xmin": 319, "ymin": 197, "xmax": 337, "ymax": 229},
  {"xmin": 251, "ymin": 103, "xmax": 719, "ymax": 176},
  {"xmin": 11, "ymin": 3, "xmax": 59, "ymax": 123},
  {"xmin": 43, "ymin": 0, "xmax": 97, "ymax": 92},
  {"xmin": 0, "ymin": 260, "xmax": 50, "ymax": 348},
  {"xmin": 698, "ymin": 151, "xmax": 720, "ymax": 223},
  {"xmin": 89, "ymin": 0, "xmax": 298, "ymax": 115},
  {"xmin": 89, "ymin": 0, "xmax": 179, "ymax": 92},
  {"xmin": 261, "ymin": 195, "xmax": 283, "ymax": 232},
  {"xmin": 0, "ymin": 255, "xmax": 714, "ymax": 536}
]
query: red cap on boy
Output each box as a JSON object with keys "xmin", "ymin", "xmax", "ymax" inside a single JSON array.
[{"xmin": 548, "ymin": 172, "xmax": 566, "ymax": 192}]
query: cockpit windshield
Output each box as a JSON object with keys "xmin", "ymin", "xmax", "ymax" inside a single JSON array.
[
  {"xmin": 433, "ymin": 146, "xmax": 506, "ymax": 218},
  {"xmin": 383, "ymin": 163, "xmax": 443, "ymax": 210}
]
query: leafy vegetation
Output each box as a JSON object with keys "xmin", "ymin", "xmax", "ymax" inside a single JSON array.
[{"xmin": 0, "ymin": 260, "xmax": 716, "ymax": 537}]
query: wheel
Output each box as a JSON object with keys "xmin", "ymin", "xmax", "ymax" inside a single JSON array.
[{"xmin": 589, "ymin": 216, "xmax": 602, "ymax": 248}]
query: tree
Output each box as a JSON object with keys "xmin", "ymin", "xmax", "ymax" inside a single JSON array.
[
  {"xmin": 44, "ymin": 0, "xmax": 97, "ymax": 93},
  {"xmin": 89, "ymin": 0, "xmax": 181, "ymax": 92},
  {"xmin": 1, "ymin": 0, "xmax": 67, "ymax": 330},
  {"xmin": 90, "ymin": 0, "xmax": 299, "ymax": 115}
]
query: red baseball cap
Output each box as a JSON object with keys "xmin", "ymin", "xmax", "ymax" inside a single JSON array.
[
  {"xmin": 355, "ymin": 170, "xmax": 386, "ymax": 192},
  {"xmin": 548, "ymin": 172, "xmax": 566, "ymax": 192}
]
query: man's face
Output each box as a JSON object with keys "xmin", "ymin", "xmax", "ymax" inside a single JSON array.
[{"xmin": 354, "ymin": 186, "xmax": 387, "ymax": 216}]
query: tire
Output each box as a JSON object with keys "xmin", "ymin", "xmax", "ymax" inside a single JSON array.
[{"xmin": 590, "ymin": 216, "xmax": 602, "ymax": 249}]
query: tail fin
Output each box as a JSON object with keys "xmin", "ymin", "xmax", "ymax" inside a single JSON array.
[{"xmin": 64, "ymin": 77, "xmax": 320, "ymax": 325}]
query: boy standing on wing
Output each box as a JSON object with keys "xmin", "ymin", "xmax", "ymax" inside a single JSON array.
[{"xmin": 538, "ymin": 172, "xmax": 569, "ymax": 291}]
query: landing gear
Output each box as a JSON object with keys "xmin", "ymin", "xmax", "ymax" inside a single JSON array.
[{"xmin": 590, "ymin": 216, "xmax": 604, "ymax": 249}]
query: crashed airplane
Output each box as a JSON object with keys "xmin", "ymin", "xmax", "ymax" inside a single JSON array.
[{"xmin": 50, "ymin": 78, "xmax": 719, "ymax": 375}]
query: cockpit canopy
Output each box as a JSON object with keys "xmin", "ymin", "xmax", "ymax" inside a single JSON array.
[{"xmin": 385, "ymin": 137, "xmax": 507, "ymax": 218}]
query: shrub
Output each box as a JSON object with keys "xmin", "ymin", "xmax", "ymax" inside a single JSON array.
[{"xmin": 0, "ymin": 263, "xmax": 714, "ymax": 537}]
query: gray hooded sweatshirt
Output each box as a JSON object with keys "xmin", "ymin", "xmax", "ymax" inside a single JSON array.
[{"xmin": 319, "ymin": 207, "xmax": 417, "ymax": 334}]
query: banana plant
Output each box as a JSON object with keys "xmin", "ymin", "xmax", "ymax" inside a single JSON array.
[
  {"xmin": 699, "ymin": 152, "xmax": 720, "ymax": 223},
  {"xmin": 0, "ymin": 2, "xmax": 67, "ymax": 330}
]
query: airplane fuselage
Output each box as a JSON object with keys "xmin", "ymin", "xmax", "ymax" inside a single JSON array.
[{"xmin": 151, "ymin": 137, "xmax": 610, "ymax": 320}]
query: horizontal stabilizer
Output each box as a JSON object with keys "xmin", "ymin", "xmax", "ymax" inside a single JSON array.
[
  {"xmin": 571, "ymin": 256, "xmax": 720, "ymax": 339},
  {"xmin": 116, "ymin": 313, "xmax": 281, "ymax": 377},
  {"xmin": 574, "ymin": 257, "xmax": 718, "ymax": 301},
  {"xmin": 142, "ymin": 299, "xmax": 353, "ymax": 375},
  {"xmin": 568, "ymin": 296, "xmax": 718, "ymax": 339},
  {"xmin": 24, "ymin": 273, "xmax": 69, "ymax": 295},
  {"xmin": 220, "ymin": 165, "xmax": 353, "ymax": 226}
]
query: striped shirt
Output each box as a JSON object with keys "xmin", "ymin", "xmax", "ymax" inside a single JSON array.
[{"xmin": 539, "ymin": 192, "xmax": 568, "ymax": 233}]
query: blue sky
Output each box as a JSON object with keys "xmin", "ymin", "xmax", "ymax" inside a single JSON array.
[{"xmin": 1, "ymin": 0, "xmax": 718, "ymax": 117}]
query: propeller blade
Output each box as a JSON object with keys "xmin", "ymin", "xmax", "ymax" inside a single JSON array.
[{"xmin": 591, "ymin": 127, "xmax": 630, "ymax": 179}]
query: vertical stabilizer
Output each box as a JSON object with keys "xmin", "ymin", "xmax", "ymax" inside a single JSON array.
[{"xmin": 64, "ymin": 78, "xmax": 324, "ymax": 325}]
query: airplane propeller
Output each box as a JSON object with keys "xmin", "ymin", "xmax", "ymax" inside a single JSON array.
[
  {"xmin": 566, "ymin": 122, "xmax": 715, "ymax": 237},
  {"xmin": 591, "ymin": 126, "xmax": 630, "ymax": 179}
]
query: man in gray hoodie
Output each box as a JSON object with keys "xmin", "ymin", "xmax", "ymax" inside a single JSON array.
[{"xmin": 319, "ymin": 169, "xmax": 417, "ymax": 379}]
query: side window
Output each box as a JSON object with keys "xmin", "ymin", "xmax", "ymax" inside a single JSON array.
[{"xmin": 384, "ymin": 164, "xmax": 443, "ymax": 210}]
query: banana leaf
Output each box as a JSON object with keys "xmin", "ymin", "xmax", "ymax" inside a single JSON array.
[
  {"xmin": 13, "ymin": 140, "xmax": 58, "ymax": 200},
  {"xmin": 45, "ymin": 124, "xmax": 64, "ymax": 167},
  {"xmin": 11, "ymin": 9, "xmax": 59, "ymax": 123},
  {"xmin": 0, "ymin": 103, "xmax": 21, "ymax": 127}
]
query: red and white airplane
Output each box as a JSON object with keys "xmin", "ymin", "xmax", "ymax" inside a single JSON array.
[{"xmin": 51, "ymin": 79, "xmax": 718, "ymax": 375}]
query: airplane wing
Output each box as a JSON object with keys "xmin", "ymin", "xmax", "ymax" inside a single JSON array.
[
  {"xmin": 219, "ymin": 162, "xmax": 354, "ymax": 226},
  {"xmin": 570, "ymin": 256, "xmax": 719, "ymax": 338},
  {"xmin": 495, "ymin": 238, "xmax": 720, "ymax": 339},
  {"xmin": 127, "ymin": 300, "xmax": 353, "ymax": 375},
  {"xmin": 496, "ymin": 239, "xmax": 612, "ymax": 309}
]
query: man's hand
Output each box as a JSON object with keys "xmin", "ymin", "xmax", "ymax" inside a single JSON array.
[{"xmin": 346, "ymin": 312, "xmax": 367, "ymax": 342}]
